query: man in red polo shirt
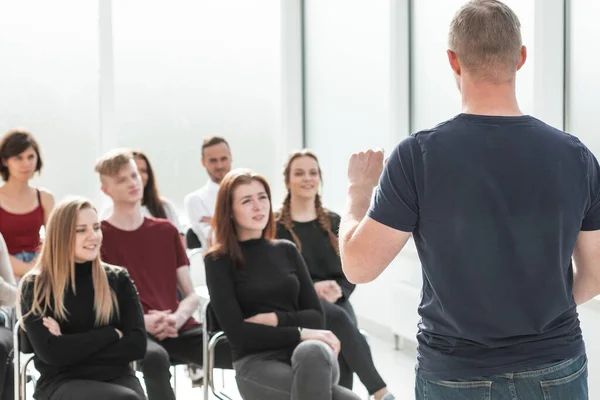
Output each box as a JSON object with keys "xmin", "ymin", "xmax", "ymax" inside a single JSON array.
[{"xmin": 95, "ymin": 149, "xmax": 202, "ymax": 400}]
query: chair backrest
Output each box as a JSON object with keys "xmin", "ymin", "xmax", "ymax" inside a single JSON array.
[
  {"xmin": 19, "ymin": 324, "xmax": 35, "ymax": 354},
  {"xmin": 0, "ymin": 308, "xmax": 9, "ymax": 328},
  {"xmin": 185, "ymin": 228, "xmax": 203, "ymax": 250},
  {"xmin": 204, "ymin": 302, "xmax": 233, "ymax": 370},
  {"xmin": 205, "ymin": 303, "xmax": 222, "ymax": 334},
  {"xmin": 188, "ymin": 249, "xmax": 206, "ymax": 286}
]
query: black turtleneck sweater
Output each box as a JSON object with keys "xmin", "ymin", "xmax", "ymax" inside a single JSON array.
[
  {"xmin": 276, "ymin": 211, "xmax": 356, "ymax": 300},
  {"xmin": 19, "ymin": 261, "xmax": 147, "ymax": 400},
  {"xmin": 204, "ymin": 238, "xmax": 324, "ymax": 361}
]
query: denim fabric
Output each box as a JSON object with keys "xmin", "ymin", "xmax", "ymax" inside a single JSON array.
[{"xmin": 416, "ymin": 355, "xmax": 588, "ymax": 400}]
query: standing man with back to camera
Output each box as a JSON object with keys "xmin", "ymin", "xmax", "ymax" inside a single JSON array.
[{"xmin": 340, "ymin": 1, "xmax": 597, "ymax": 399}]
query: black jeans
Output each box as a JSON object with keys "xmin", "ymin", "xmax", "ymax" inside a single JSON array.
[
  {"xmin": 140, "ymin": 327, "xmax": 231, "ymax": 400},
  {"xmin": 321, "ymin": 298, "xmax": 386, "ymax": 395},
  {"xmin": 49, "ymin": 375, "xmax": 145, "ymax": 400},
  {"xmin": 0, "ymin": 328, "xmax": 12, "ymax": 400}
]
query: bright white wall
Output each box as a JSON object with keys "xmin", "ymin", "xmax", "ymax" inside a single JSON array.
[
  {"xmin": 108, "ymin": 0, "xmax": 285, "ymax": 212},
  {"xmin": 566, "ymin": 1, "xmax": 600, "ymax": 156},
  {"xmin": 0, "ymin": 0, "xmax": 295, "ymax": 214},
  {"xmin": 303, "ymin": 0, "xmax": 399, "ymax": 329},
  {"xmin": 0, "ymin": 1, "xmax": 102, "ymax": 204}
]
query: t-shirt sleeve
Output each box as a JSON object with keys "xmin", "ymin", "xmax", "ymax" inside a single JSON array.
[
  {"xmin": 367, "ymin": 135, "xmax": 421, "ymax": 232},
  {"xmin": 581, "ymin": 147, "xmax": 600, "ymax": 231}
]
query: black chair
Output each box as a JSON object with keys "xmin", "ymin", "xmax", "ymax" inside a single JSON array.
[
  {"xmin": 185, "ymin": 228, "xmax": 203, "ymax": 250},
  {"xmin": 202, "ymin": 301, "xmax": 234, "ymax": 400},
  {"xmin": 13, "ymin": 319, "xmax": 36, "ymax": 400},
  {"xmin": 0, "ymin": 308, "xmax": 9, "ymax": 328}
]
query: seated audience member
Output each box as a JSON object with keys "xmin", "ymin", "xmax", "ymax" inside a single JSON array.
[
  {"xmin": 184, "ymin": 136, "xmax": 232, "ymax": 247},
  {"xmin": 0, "ymin": 233, "xmax": 16, "ymax": 400},
  {"xmin": 276, "ymin": 150, "xmax": 394, "ymax": 400},
  {"xmin": 103, "ymin": 151, "xmax": 183, "ymax": 234},
  {"xmin": 205, "ymin": 168, "xmax": 360, "ymax": 400},
  {"xmin": 0, "ymin": 129, "xmax": 55, "ymax": 278},
  {"xmin": 96, "ymin": 149, "xmax": 205, "ymax": 400},
  {"xmin": 18, "ymin": 198, "xmax": 147, "ymax": 400}
]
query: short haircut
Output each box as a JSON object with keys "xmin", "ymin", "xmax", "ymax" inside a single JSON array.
[
  {"xmin": 448, "ymin": 0, "xmax": 522, "ymax": 83},
  {"xmin": 0, "ymin": 129, "xmax": 43, "ymax": 181},
  {"xmin": 202, "ymin": 136, "xmax": 230, "ymax": 158},
  {"xmin": 94, "ymin": 149, "xmax": 134, "ymax": 178}
]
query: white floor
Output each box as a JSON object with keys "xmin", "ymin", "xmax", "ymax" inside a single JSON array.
[{"xmin": 171, "ymin": 335, "xmax": 417, "ymax": 400}]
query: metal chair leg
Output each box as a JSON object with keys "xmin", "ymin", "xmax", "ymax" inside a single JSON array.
[
  {"xmin": 208, "ymin": 333, "xmax": 231, "ymax": 400},
  {"xmin": 202, "ymin": 302, "xmax": 210, "ymax": 400},
  {"xmin": 20, "ymin": 356, "xmax": 34, "ymax": 400},
  {"xmin": 14, "ymin": 320, "xmax": 20, "ymax": 400},
  {"xmin": 173, "ymin": 365, "xmax": 177, "ymax": 393}
]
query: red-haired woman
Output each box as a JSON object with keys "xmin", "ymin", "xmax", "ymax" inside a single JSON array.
[{"xmin": 205, "ymin": 168, "xmax": 359, "ymax": 400}]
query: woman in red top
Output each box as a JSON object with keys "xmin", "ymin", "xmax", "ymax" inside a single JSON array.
[{"xmin": 0, "ymin": 129, "xmax": 55, "ymax": 279}]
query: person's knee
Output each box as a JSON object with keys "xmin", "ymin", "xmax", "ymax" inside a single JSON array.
[
  {"xmin": 292, "ymin": 340, "xmax": 335, "ymax": 366},
  {"xmin": 326, "ymin": 305, "xmax": 354, "ymax": 330},
  {"xmin": 142, "ymin": 343, "xmax": 170, "ymax": 374},
  {"xmin": 292, "ymin": 340, "xmax": 340, "ymax": 384},
  {"xmin": 113, "ymin": 389, "xmax": 145, "ymax": 400}
]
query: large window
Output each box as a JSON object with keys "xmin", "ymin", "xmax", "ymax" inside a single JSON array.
[
  {"xmin": 0, "ymin": 1, "xmax": 287, "ymax": 211},
  {"xmin": 0, "ymin": 1, "xmax": 100, "ymax": 202},
  {"xmin": 304, "ymin": 0, "xmax": 392, "ymax": 213},
  {"xmin": 111, "ymin": 1, "xmax": 284, "ymax": 209},
  {"xmin": 566, "ymin": 1, "xmax": 600, "ymax": 156}
]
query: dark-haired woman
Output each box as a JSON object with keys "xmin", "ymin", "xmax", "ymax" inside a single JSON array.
[
  {"xmin": 276, "ymin": 150, "xmax": 394, "ymax": 400},
  {"xmin": 0, "ymin": 129, "xmax": 55, "ymax": 279}
]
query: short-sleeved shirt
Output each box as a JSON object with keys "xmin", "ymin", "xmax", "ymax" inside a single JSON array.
[
  {"xmin": 368, "ymin": 113, "xmax": 600, "ymax": 380},
  {"xmin": 101, "ymin": 217, "xmax": 198, "ymax": 331}
]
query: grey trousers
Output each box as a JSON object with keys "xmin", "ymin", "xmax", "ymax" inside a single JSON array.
[{"xmin": 233, "ymin": 340, "xmax": 361, "ymax": 400}]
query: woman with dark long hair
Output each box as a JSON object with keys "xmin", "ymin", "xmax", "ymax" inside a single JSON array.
[
  {"xmin": 205, "ymin": 168, "xmax": 359, "ymax": 400},
  {"xmin": 276, "ymin": 150, "xmax": 394, "ymax": 400}
]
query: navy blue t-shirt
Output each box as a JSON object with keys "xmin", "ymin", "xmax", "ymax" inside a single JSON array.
[{"xmin": 368, "ymin": 113, "xmax": 600, "ymax": 380}]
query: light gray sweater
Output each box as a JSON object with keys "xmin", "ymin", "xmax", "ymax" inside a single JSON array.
[{"xmin": 0, "ymin": 234, "xmax": 17, "ymax": 307}]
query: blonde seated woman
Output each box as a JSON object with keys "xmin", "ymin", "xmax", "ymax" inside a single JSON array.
[{"xmin": 18, "ymin": 198, "xmax": 147, "ymax": 400}]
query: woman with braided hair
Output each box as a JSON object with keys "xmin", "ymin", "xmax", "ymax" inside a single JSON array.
[{"xmin": 276, "ymin": 150, "xmax": 395, "ymax": 400}]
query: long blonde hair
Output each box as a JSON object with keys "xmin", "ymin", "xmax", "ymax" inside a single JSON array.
[{"xmin": 18, "ymin": 198, "xmax": 118, "ymax": 326}]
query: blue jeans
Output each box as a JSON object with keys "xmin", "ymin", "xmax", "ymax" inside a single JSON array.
[
  {"xmin": 416, "ymin": 355, "xmax": 588, "ymax": 400},
  {"xmin": 12, "ymin": 250, "xmax": 37, "ymax": 263}
]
